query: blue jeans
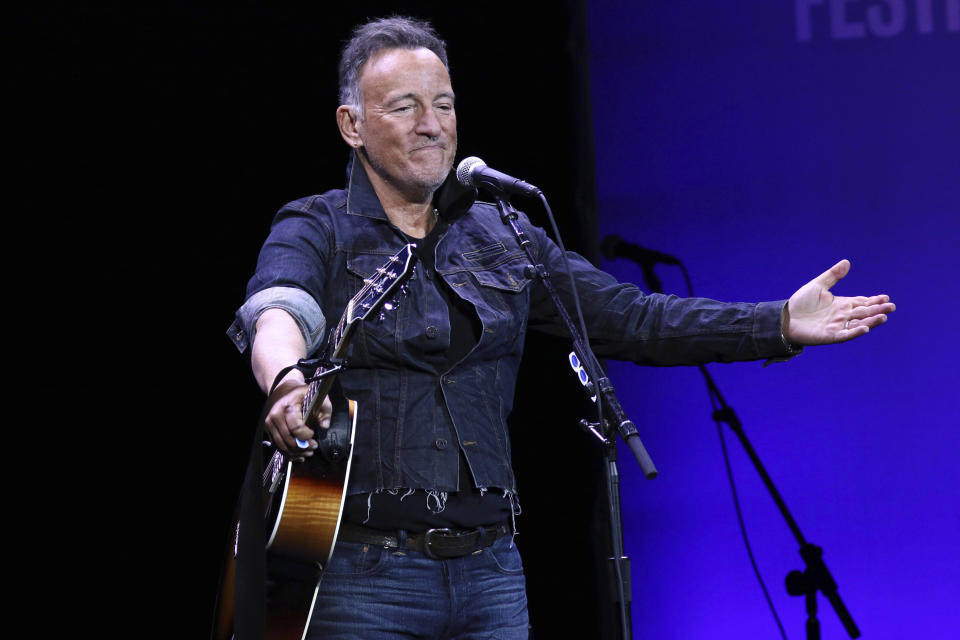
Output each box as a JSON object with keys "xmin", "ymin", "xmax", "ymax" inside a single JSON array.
[{"xmin": 307, "ymin": 537, "xmax": 530, "ymax": 639}]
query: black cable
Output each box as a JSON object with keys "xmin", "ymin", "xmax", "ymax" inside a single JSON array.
[
  {"xmin": 681, "ymin": 273, "xmax": 788, "ymax": 639},
  {"xmin": 707, "ymin": 384, "xmax": 788, "ymax": 640}
]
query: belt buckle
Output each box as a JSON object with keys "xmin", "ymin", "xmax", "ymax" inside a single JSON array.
[{"xmin": 423, "ymin": 527, "xmax": 452, "ymax": 559}]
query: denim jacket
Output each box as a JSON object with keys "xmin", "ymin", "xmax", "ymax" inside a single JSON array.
[{"xmin": 229, "ymin": 154, "xmax": 797, "ymax": 497}]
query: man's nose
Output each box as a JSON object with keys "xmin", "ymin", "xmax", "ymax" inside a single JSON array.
[{"xmin": 416, "ymin": 107, "xmax": 443, "ymax": 138}]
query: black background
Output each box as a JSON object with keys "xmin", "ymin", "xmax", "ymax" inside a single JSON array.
[{"xmin": 17, "ymin": 2, "xmax": 622, "ymax": 636}]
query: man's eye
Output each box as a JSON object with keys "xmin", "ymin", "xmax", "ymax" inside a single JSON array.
[{"xmin": 393, "ymin": 105, "xmax": 414, "ymax": 113}]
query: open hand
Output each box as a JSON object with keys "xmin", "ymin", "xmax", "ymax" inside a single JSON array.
[{"xmin": 783, "ymin": 259, "xmax": 896, "ymax": 345}]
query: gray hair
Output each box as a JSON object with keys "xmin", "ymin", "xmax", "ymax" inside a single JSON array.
[{"xmin": 338, "ymin": 16, "xmax": 449, "ymax": 117}]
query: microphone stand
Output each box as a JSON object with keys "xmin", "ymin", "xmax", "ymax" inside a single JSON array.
[
  {"xmin": 617, "ymin": 247, "xmax": 860, "ymax": 640},
  {"xmin": 494, "ymin": 194, "xmax": 656, "ymax": 640},
  {"xmin": 704, "ymin": 369, "xmax": 860, "ymax": 639}
]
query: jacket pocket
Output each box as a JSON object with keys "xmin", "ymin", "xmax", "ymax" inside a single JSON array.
[{"xmin": 461, "ymin": 243, "xmax": 533, "ymax": 293}]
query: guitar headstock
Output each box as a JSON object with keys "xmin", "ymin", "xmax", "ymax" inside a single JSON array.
[
  {"xmin": 346, "ymin": 244, "xmax": 416, "ymax": 325},
  {"xmin": 327, "ymin": 244, "xmax": 417, "ymax": 362}
]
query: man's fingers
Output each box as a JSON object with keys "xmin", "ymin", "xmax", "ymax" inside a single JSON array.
[
  {"xmin": 851, "ymin": 294, "xmax": 891, "ymax": 308},
  {"xmin": 265, "ymin": 403, "xmax": 314, "ymax": 455},
  {"xmin": 851, "ymin": 303, "xmax": 893, "ymax": 320},
  {"xmin": 291, "ymin": 424, "xmax": 317, "ymax": 450},
  {"xmin": 264, "ymin": 392, "xmax": 332, "ymax": 455},
  {"xmin": 813, "ymin": 259, "xmax": 851, "ymax": 290},
  {"xmin": 855, "ymin": 313, "xmax": 888, "ymax": 329},
  {"xmin": 287, "ymin": 409, "xmax": 317, "ymax": 455},
  {"xmin": 282, "ymin": 404, "xmax": 305, "ymax": 448},
  {"xmin": 840, "ymin": 324, "xmax": 871, "ymax": 341},
  {"xmin": 318, "ymin": 396, "xmax": 334, "ymax": 430}
]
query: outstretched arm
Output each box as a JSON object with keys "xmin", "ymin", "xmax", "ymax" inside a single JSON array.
[
  {"xmin": 783, "ymin": 259, "xmax": 896, "ymax": 346},
  {"xmin": 252, "ymin": 308, "xmax": 331, "ymax": 459}
]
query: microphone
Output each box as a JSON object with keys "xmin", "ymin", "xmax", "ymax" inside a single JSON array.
[
  {"xmin": 456, "ymin": 156, "xmax": 541, "ymax": 198},
  {"xmin": 600, "ymin": 234, "xmax": 681, "ymax": 266}
]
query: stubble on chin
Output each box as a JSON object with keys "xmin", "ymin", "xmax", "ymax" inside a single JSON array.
[{"xmin": 361, "ymin": 145, "xmax": 454, "ymax": 201}]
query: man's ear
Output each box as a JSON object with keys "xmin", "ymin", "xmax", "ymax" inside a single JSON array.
[{"xmin": 336, "ymin": 105, "xmax": 363, "ymax": 148}]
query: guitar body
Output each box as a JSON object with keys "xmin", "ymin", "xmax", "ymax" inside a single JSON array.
[
  {"xmin": 265, "ymin": 389, "xmax": 357, "ymax": 567},
  {"xmin": 213, "ymin": 393, "xmax": 357, "ymax": 640}
]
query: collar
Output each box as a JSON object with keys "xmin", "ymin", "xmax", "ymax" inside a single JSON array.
[{"xmin": 343, "ymin": 149, "xmax": 477, "ymax": 223}]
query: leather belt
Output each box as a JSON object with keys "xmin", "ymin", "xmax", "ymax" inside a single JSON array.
[{"xmin": 338, "ymin": 521, "xmax": 510, "ymax": 559}]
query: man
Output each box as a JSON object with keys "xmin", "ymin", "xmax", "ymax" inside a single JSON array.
[{"xmin": 228, "ymin": 16, "xmax": 894, "ymax": 639}]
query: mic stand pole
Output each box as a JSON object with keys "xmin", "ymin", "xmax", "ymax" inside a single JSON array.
[
  {"xmin": 631, "ymin": 261, "xmax": 860, "ymax": 640},
  {"xmin": 493, "ymin": 194, "xmax": 656, "ymax": 640}
]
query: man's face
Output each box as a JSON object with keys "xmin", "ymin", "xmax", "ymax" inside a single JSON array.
[{"xmin": 354, "ymin": 47, "xmax": 457, "ymax": 200}]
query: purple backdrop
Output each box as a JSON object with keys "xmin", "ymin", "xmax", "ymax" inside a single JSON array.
[{"xmin": 587, "ymin": 1, "xmax": 959, "ymax": 637}]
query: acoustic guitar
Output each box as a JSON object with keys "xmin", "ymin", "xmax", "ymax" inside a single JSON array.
[{"xmin": 213, "ymin": 244, "xmax": 417, "ymax": 640}]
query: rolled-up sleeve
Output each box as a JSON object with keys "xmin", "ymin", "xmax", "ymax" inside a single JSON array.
[
  {"xmin": 227, "ymin": 195, "xmax": 334, "ymax": 356},
  {"xmin": 226, "ymin": 286, "xmax": 326, "ymax": 355}
]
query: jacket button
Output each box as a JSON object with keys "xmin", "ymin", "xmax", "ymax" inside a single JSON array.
[
  {"xmin": 425, "ymin": 325, "xmax": 438, "ymax": 338},
  {"xmin": 434, "ymin": 438, "xmax": 448, "ymax": 450}
]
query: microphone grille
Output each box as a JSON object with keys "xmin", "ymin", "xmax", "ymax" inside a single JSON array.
[{"xmin": 456, "ymin": 156, "xmax": 486, "ymax": 188}]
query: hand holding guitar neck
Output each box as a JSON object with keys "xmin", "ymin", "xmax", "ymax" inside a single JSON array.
[{"xmin": 264, "ymin": 375, "xmax": 332, "ymax": 461}]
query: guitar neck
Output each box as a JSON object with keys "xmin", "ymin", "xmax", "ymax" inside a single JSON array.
[
  {"xmin": 302, "ymin": 373, "xmax": 336, "ymax": 429},
  {"xmin": 298, "ymin": 244, "xmax": 416, "ymax": 429}
]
